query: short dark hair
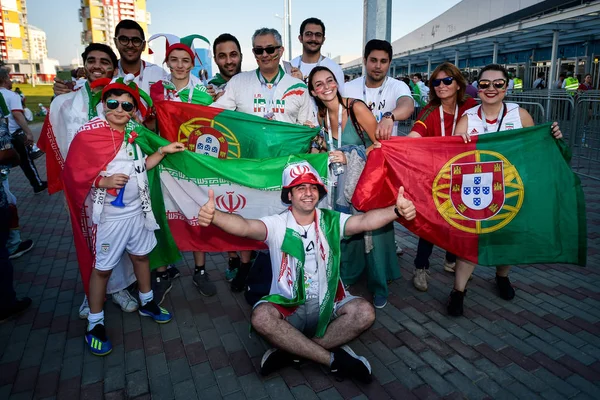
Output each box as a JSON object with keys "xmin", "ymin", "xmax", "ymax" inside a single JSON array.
[
  {"xmin": 102, "ymin": 89, "xmax": 138, "ymax": 109},
  {"xmin": 479, "ymin": 64, "xmax": 509, "ymax": 82},
  {"xmin": 300, "ymin": 17, "xmax": 325, "ymax": 36},
  {"xmin": 114, "ymin": 19, "xmax": 145, "ymax": 40},
  {"xmin": 537, "ymin": 71, "xmax": 545, "ymax": 78},
  {"xmin": 364, "ymin": 39, "xmax": 392, "ymax": 60},
  {"xmin": 81, "ymin": 43, "xmax": 118, "ymax": 69},
  {"xmin": 213, "ymin": 33, "xmax": 241, "ymax": 55},
  {"xmin": 414, "ymin": 73, "xmax": 422, "ymax": 80}
]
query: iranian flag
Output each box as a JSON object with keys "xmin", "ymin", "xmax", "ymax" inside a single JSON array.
[
  {"xmin": 134, "ymin": 125, "xmax": 329, "ymax": 253},
  {"xmin": 352, "ymin": 124, "xmax": 587, "ymax": 266},
  {"xmin": 154, "ymin": 101, "xmax": 318, "ymax": 158}
]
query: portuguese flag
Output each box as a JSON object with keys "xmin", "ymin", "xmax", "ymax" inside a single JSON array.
[
  {"xmin": 133, "ymin": 124, "xmax": 329, "ymax": 253},
  {"xmin": 154, "ymin": 100, "xmax": 319, "ymax": 158},
  {"xmin": 352, "ymin": 124, "xmax": 586, "ymax": 266}
]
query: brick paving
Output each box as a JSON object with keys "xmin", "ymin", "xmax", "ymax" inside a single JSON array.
[{"xmin": 1, "ymin": 124, "xmax": 599, "ymax": 399}]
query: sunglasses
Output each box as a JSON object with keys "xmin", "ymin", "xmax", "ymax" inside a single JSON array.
[
  {"xmin": 432, "ymin": 77, "xmax": 454, "ymax": 87},
  {"xmin": 116, "ymin": 35, "xmax": 145, "ymax": 48},
  {"xmin": 478, "ymin": 79, "xmax": 507, "ymax": 90},
  {"xmin": 252, "ymin": 46, "xmax": 281, "ymax": 56},
  {"xmin": 106, "ymin": 99, "xmax": 135, "ymax": 112}
]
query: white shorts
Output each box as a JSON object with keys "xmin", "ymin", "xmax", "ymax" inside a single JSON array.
[{"xmin": 95, "ymin": 213, "xmax": 157, "ymax": 271}]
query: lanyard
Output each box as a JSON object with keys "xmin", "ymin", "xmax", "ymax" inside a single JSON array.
[
  {"xmin": 257, "ymin": 67, "xmax": 285, "ymax": 116},
  {"xmin": 439, "ymin": 104, "xmax": 459, "ymax": 137},
  {"xmin": 363, "ymin": 76, "xmax": 387, "ymax": 113},
  {"xmin": 325, "ymin": 104, "xmax": 343, "ymax": 150},
  {"xmin": 480, "ymin": 103, "xmax": 507, "ymax": 134}
]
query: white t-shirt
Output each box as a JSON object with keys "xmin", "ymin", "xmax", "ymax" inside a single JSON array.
[
  {"xmin": 116, "ymin": 60, "xmax": 166, "ymax": 96},
  {"xmin": 290, "ymin": 55, "xmax": 345, "ymax": 95},
  {"xmin": 260, "ymin": 211, "xmax": 351, "ymax": 298},
  {"xmin": 102, "ymin": 142, "xmax": 142, "ymax": 220},
  {"xmin": 0, "ymin": 88, "xmax": 24, "ymax": 134},
  {"xmin": 344, "ymin": 77, "xmax": 413, "ymax": 136},
  {"xmin": 211, "ymin": 68, "xmax": 317, "ymax": 126},
  {"xmin": 416, "ymin": 80, "xmax": 429, "ymax": 102},
  {"xmin": 464, "ymin": 103, "xmax": 523, "ymax": 136}
]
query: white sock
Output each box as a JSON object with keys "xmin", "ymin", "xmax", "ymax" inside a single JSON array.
[
  {"xmin": 87, "ymin": 311, "xmax": 104, "ymax": 331},
  {"xmin": 139, "ymin": 290, "xmax": 154, "ymax": 306}
]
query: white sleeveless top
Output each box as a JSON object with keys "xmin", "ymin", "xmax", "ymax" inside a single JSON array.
[{"xmin": 464, "ymin": 103, "xmax": 522, "ymax": 135}]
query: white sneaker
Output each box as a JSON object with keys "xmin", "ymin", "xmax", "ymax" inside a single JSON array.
[
  {"xmin": 111, "ymin": 290, "xmax": 139, "ymax": 312},
  {"xmin": 79, "ymin": 295, "xmax": 90, "ymax": 319},
  {"xmin": 444, "ymin": 260, "xmax": 456, "ymax": 273}
]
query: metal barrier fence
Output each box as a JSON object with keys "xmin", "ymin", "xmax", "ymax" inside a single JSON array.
[{"xmin": 396, "ymin": 90, "xmax": 600, "ymax": 180}]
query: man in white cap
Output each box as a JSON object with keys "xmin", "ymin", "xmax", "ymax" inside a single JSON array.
[{"xmin": 197, "ymin": 160, "xmax": 416, "ymax": 382}]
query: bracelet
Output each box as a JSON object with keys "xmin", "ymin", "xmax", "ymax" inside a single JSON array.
[
  {"xmin": 394, "ymin": 206, "xmax": 402, "ymax": 218},
  {"xmin": 93, "ymin": 175, "xmax": 102, "ymax": 188},
  {"xmin": 158, "ymin": 146, "xmax": 164, "ymax": 156}
]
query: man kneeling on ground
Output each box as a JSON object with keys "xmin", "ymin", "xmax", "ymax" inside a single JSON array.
[{"xmin": 197, "ymin": 160, "xmax": 416, "ymax": 382}]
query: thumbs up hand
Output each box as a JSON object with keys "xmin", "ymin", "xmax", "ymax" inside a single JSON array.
[
  {"xmin": 198, "ymin": 189, "xmax": 216, "ymax": 227},
  {"xmin": 395, "ymin": 186, "xmax": 416, "ymax": 221}
]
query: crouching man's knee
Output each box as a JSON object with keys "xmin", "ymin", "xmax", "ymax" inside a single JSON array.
[{"xmin": 251, "ymin": 303, "xmax": 281, "ymax": 335}]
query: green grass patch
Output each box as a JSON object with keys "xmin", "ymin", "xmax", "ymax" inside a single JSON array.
[{"xmin": 13, "ymin": 84, "xmax": 53, "ymax": 124}]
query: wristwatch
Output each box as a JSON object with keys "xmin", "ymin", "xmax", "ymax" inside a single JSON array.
[{"xmin": 383, "ymin": 111, "xmax": 395, "ymax": 121}]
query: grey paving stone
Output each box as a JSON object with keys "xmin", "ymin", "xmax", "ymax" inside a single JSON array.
[
  {"xmin": 60, "ymin": 354, "xmax": 83, "ymax": 381},
  {"xmin": 223, "ymin": 390, "xmax": 247, "ymax": 400},
  {"xmin": 420, "ymin": 350, "xmax": 453, "ymax": 375},
  {"xmin": 471, "ymin": 328, "xmax": 506, "ymax": 351},
  {"xmin": 146, "ymin": 352, "xmax": 169, "ymax": 379},
  {"xmin": 19, "ymin": 344, "xmax": 44, "ymax": 368},
  {"xmin": 501, "ymin": 333, "xmax": 536, "ymax": 355},
  {"xmin": 504, "ymin": 364, "xmax": 547, "ymax": 392},
  {"xmin": 525, "ymin": 336, "xmax": 564, "ymax": 359},
  {"xmin": 447, "ymin": 325, "xmax": 483, "ymax": 346},
  {"xmin": 233, "ymin": 322, "xmax": 266, "ymax": 359},
  {"xmin": 197, "ymin": 385, "xmax": 223, "ymax": 400},
  {"xmin": 446, "ymin": 354, "xmax": 486, "ymax": 382},
  {"xmin": 125, "ymin": 348, "xmax": 146, "ymax": 374},
  {"xmin": 81, "ymin": 359, "xmax": 104, "ymax": 385},
  {"xmin": 522, "ymin": 323, "xmax": 559, "ymax": 343},
  {"xmin": 169, "ymin": 357, "xmax": 193, "ymax": 385},
  {"xmin": 505, "ymin": 381, "xmax": 542, "ymax": 400},
  {"xmin": 150, "ymin": 376, "xmax": 175, "ymax": 400},
  {"xmin": 533, "ymin": 367, "xmax": 579, "ymax": 398},
  {"xmin": 425, "ymin": 310, "xmax": 457, "ymax": 329},
  {"xmin": 221, "ymin": 332, "xmax": 244, "ymax": 354},
  {"xmin": 536, "ymin": 293, "xmax": 570, "ymax": 309},
  {"xmin": 317, "ymin": 387, "xmax": 343, "ymax": 400},
  {"xmin": 215, "ymin": 366, "xmax": 241, "ymax": 396},
  {"xmin": 194, "ymin": 313, "xmax": 214, "ymax": 332},
  {"xmin": 417, "ymin": 367, "xmax": 454, "ymax": 396},
  {"xmin": 238, "ymin": 373, "xmax": 268, "ymax": 400},
  {"xmin": 445, "ymin": 371, "xmax": 487, "ymax": 400},
  {"xmin": 377, "ymin": 314, "xmax": 404, "ymax": 333},
  {"xmin": 388, "ymin": 361, "xmax": 424, "ymax": 390},
  {"xmin": 290, "ymin": 384, "xmax": 319, "ymax": 400},
  {"xmin": 392, "ymin": 346, "xmax": 426, "ymax": 370},
  {"xmin": 567, "ymin": 375, "xmax": 600, "ymax": 397},
  {"xmin": 1, "ymin": 340, "xmax": 25, "ymax": 363},
  {"xmin": 263, "ymin": 376, "xmax": 295, "ymax": 400},
  {"xmin": 103, "ymin": 362, "xmax": 125, "ymax": 393},
  {"xmin": 547, "ymin": 326, "xmax": 587, "ymax": 348},
  {"xmin": 367, "ymin": 356, "xmax": 396, "ymax": 385},
  {"xmin": 554, "ymin": 341, "xmax": 596, "ymax": 365},
  {"xmin": 400, "ymin": 319, "xmax": 429, "ymax": 338},
  {"xmin": 423, "ymin": 321, "xmax": 453, "ymax": 342},
  {"xmin": 495, "ymin": 319, "xmax": 530, "ymax": 340},
  {"xmin": 474, "ymin": 377, "xmax": 512, "ymax": 399},
  {"xmin": 160, "ymin": 319, "xmax": 181, "ymax": 342},
  {"xmin": 173, "ymin": 379, "xmax": 198, "ymax": 400},
  {"xmin": 367, "ymin": 341, "xmax": 399, "ymax": 366},
  {"xmin": 39, "ymin": 351, "xmax": 62, "ymax": 374},
  {"xmin": 213, "ymin": 316, "xmax": 235, "ymax": 335},
  {"xmin": 9, "ymin": 324, "xmax": 32, "ymax": 343},
  {"xmin": 403, "ymin": 307, "xmax": 430, "ymax": 324},
  {"xmin": 580, "ymin": 344, "xmax": 600, "ymax": 360},
  {"xmin": 381, "ymin": 304, "xmax": 410, "ymax": 323}
]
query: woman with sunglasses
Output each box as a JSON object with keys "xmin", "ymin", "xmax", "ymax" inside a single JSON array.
[
  {"xmin": 448, "ymin": 64, "xmax": 563, "ymax": 316},
  {"xmin": 148, "ymin": 34, "xmax": 218, "ymax": 299},
  {"xmin": 407, "ymin": 62, "xmax": 477, "ymax": 292},
  {"xmin": 308, "ymin": 66, "xmax": 398, "ymax": 309}
]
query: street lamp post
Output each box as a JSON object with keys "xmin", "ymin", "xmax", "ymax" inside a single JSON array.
[
  {"xmin": 274, "ymin": 13, "xmax": 286, "ymax": 61},
  {"xmin": 287, "ymin": 0, "xmax": 292, "ymax": 61}
]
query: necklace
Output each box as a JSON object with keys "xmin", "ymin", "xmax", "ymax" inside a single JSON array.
[
  {"xmin": 299, "ymin": 223, "xmax": 313, "ymax": 239},
  {"xmin": 363, "ymin": 76, "xmax": 387, "ymax": 112},
  {"xmin": 325, "ymin": 103, "xmax": 343, "ymax": 150}
]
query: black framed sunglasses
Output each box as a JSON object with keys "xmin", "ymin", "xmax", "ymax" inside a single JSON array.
[
  {"xmin": 115, "ymin": 35, "xmax": 145, "ymax": 48},
  {"xmin": 432, "ymin": 77, "xmax": 454, "ymax": 87},
  {"xmin": 106, "ymin": 99, "xmax": 135, "ymax": 112},
  {"xmin": 252, "ymin": 46, "xmax": 281, "ymax": 56},
  {"xmin": 478, "ymin": 79, "xmax": 507, "ymax": 90}
]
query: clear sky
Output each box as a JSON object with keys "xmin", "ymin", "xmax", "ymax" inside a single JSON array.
[{"xmin": 27, "ymin": 0, "xmax": 461, "ymax": 70}]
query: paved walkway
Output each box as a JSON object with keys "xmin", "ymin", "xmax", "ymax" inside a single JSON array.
[{"xmin": 1, "ymin": 127, "xmax": 599, "ymax": 399}]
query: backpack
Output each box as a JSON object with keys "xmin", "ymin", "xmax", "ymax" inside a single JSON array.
[{"xmin": 244, "ymin": 250, "xmax": 273, "ymax": 306}]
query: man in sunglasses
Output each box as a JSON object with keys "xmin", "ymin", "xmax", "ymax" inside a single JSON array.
[
  {"xmin": 290, "ymin": 18, "xmax": 344, "ymax": 93},
  {"xmin": 212, "ymin": 28, "xmax": 315, "ymax": 126},
  {"xmin": 53, "ymin": 20, "xmax": 166, "ymax": 99},
  {"xmin": 345, "ymin": 39, "xmax": 414, "ymax": 140}
]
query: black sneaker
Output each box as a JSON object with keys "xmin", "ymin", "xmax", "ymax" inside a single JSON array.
[
  {"xmin": 167, "ymin": 266, "xmax": 181, "ymax": 280},
  {"xmin": 30, "ymin": 149, "xmax": 44, "ymax": 160},
  {"xmin": 0, "ymin": 297, "xmax": 32, "ymax": 323},
  {"xmin": 331, "ymin": 345, "xmax": 372, "ymax": 383},
  {"xmin": 33, "ymin": 181, "xmax": 48, "ymax": 195},
  {"xmin": 151, "ymin": 270, "xmax": 172, "ymax": 305},
  {"xmin": 496, "ymin": 275, "xmax": 515, "ymax": 300},
  {"xmin": 447, "ymin": 289, "xmax": 466, "ymax": 316},
  {"xmin": 9, "ymin": 239, "xmax": 34, "ymax": 259},
  {"xmin": 193, "ymin": 270, "xmax": 217, "ymax": 296},
  {"xmin": 230, "ymin": 262, "xmax": 251, "ymax": 292},
  {"xmin": 260, "ymin": 348, "xmax": 300, "ymax": 376}
]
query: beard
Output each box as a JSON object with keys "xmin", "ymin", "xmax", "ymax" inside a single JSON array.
[
  {"xmin": 220, "ymin": 64, "xmax": 241, "ymax": 79},
  {"xmin": 303, "ymin": 43, "xmax": 322, "ymax": 55}
]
